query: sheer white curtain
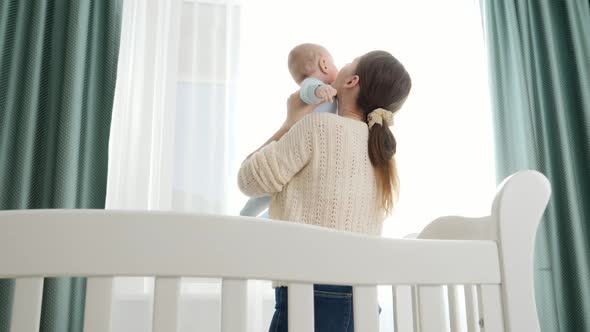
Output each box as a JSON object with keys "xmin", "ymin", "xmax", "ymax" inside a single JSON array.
[
  {"xmin": 106, "ymin": 0, "xmax": 245, "ymax": 330},
  {"xmin": 107, "ymin": 0, "xmax": 494, "ymax": 331}
]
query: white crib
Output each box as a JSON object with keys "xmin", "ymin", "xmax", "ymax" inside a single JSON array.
[{"xmin": 0, "ymin": 170, "xmax": 550, "ymax": 332}]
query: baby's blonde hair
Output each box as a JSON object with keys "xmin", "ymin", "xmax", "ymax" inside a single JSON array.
[{"xmin": 287, "ymin": 43, "xmax": 328, "ymax": 84}]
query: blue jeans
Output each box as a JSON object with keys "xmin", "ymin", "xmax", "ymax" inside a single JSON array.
[{"xmin": 269, "ymin": 285, "xmax": 381, "ymax": 332}]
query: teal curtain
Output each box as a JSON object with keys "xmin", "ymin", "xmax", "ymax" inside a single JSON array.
[
  {"xmin": 0, "ymin": 0, "xmax": 122, "ymax": 331},
  {"xmin": 481, "ymin": 0, "xmax": 590, "ymax": 331}
]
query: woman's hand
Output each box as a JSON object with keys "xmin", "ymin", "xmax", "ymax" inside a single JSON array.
[{"xmin": 285, "ymin": 91, "xmax": 316, "ymax": 129}]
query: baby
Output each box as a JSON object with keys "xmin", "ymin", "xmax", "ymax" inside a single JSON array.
[
  {"xmin": 240, "ymin": 43, "xmax": 339, "ymax": 217},
  {"xmin": 289, "ymin": 43, "xmax": 339, "ymax": 113}
]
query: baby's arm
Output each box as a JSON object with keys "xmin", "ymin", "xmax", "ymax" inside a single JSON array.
[
  {"xmin": 315, "ymin": 85, "xmax": 337, "ymax": 103},
  {"xmin": 299, "ymin": 77, "xmax": 337, "ymax": 104}
]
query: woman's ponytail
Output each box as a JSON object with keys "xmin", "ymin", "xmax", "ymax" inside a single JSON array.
[
  {"xmin": 367, "ymin": 110, "xmax": 399, "ymax": 214},
  {"xmin": 356, "ymin": 51, "xmax": 411, "ymax": 214}
]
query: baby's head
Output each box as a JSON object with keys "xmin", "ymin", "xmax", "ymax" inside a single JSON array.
[{"xmin": 288, "ymin": 43, "xmax": 338, "ymax": 85}]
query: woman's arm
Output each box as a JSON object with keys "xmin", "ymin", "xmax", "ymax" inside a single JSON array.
[
  {"xmin": 238, "ymin": 114, "xmax": 317, "ymax": 197},
  {"xmin": 246, "ymin": 124, "xmax": 290, "ymax": 159},
  {"xmin": 246, "ymin": 91, "xmax": 316, "ymax": 159}
]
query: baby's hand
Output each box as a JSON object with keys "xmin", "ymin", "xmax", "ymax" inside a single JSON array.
[{"xmin": 315, "ymin": 85, "xmax": 337, "ymax": 103}]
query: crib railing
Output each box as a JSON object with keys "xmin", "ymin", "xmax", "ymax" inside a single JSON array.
[{"xmin": 0, "ymin": 170, "xmax": 550, "ymax": 332}]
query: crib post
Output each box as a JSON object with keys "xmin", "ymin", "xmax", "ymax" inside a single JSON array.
[
  {"xmin": 417, "ymin": 285, "xmax": 448, "ymax": 332},
  {"xmin": 221, "ymin": 279, "xmax": 248, "ymax": 332},
  {"xmin": 83, "ymin": 277, "xmax": 114, "ymax": 332},
  {"xmin": 152, "ymin": 277, "xmax": 181, "ymax": 332},
  {"xmin": 288, "ymin": 283, "xmax": 314, "ymax": 332},
  {"xmin": 447, "ymin": 285, "xmax": 462, "ymax": 331},
  {"xmin": 10, "ymin": 277, "xmax": 44, "ymax": 332},
  {"xmin": 464, "ymin": 284, "xmax": 481, "ymax": 332},
  {"xmin": 393, "ymin": 285, "xmax": 415, "ymax": 332},
  {"xmin": 491, "ymin": 170, "xmax": 551, "ymax": 332},
  {"xmin": 353, "ymin": 285, "xmax": 379, "ymax": 331}
]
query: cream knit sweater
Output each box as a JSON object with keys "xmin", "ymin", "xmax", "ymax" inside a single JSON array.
[{"xmin": 238, "ymin": 113, "xmax": 385, "ymax": 236}]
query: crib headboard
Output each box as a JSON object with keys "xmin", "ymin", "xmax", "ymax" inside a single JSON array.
[
  {"xmin": 413, "ymin": 170, "xmax": 550, "ymax": 332},
  {"xmin": 0, "ymin": 170, "xmax": 550, "ymax": 332}
]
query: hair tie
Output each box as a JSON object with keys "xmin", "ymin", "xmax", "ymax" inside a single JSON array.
[{"xmin": 367, "ymin": 108, "xmax": 394, "ymax": 129}]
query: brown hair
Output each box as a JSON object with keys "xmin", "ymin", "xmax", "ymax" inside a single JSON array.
[{"xmin": 355, "ymin": 51, "xmax": 412, "ymax": 214}]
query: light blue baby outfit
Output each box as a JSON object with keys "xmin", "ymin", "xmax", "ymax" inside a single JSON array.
[
  {"xmin": 299, "ymin": 77, "xmax": 338, "ymax": 114},
  {"xmin": 239, "ymin": 77, "xmax": 337, "ymax": 217}
]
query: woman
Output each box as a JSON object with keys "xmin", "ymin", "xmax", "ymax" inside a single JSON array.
[{"xmin": 238, "ymin": 50, "xmax": 412, "ymax": 331}]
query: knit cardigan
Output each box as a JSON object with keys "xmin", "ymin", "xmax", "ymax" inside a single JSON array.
[{"xmin": 238, "ymin": 113, "xmax": 385, "ymax": 236}]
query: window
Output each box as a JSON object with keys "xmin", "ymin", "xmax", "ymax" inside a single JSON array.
[
  {"xmin": 235, "ymin": 0, "xmax": 496, "ymax": 236},
  {"xmin": 112, "ymin": 1, "xmax": 495, "ymax": 330}
]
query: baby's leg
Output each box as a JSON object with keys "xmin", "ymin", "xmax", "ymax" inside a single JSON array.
[{"xmin": 240, "ymin": 195, "xmax": 271, "ymax": 217}]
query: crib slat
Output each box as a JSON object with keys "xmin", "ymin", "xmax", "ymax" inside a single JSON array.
[
  {"xmin": 447, "ymin": 285, "xmax": 462, "ymax": 331},
  {"xmin": 478, "ymin": 285, "xmax": 504, "ymax": 332},
  {"xmin": 152, "ymin": 277, "xmax": 180, "ymax": 332},
  {"xmin": 83, "ymin": 277, "xmax": 114, "ymax": 332},
  {"xmin": 353, "ymin": 285, "xmax": 379, "ymax": 331},
  {"xmin": 10, "ymin": 277, "xmax": 43, "ymax": 332},
  {"xmin": 464, "ymin": 284, "xmax": 481, "ymax": 332},
  {"xmin": 288, "ymin": 283, "xmax": 314, "ymax": 332},
  {"xmin": 393, "ymin": 285, "xmax": 415, "ymax": 332},
  {"xmin": 221, "ymin": 279, "xmax": 248, "ymax": 332},
  {"xmin": 412, "ymin": 285, "xmax": 420, "ymax": 331},
  {"xmin": 418, "ymin": 285, "xmax": 449, "ymax": 332}
]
